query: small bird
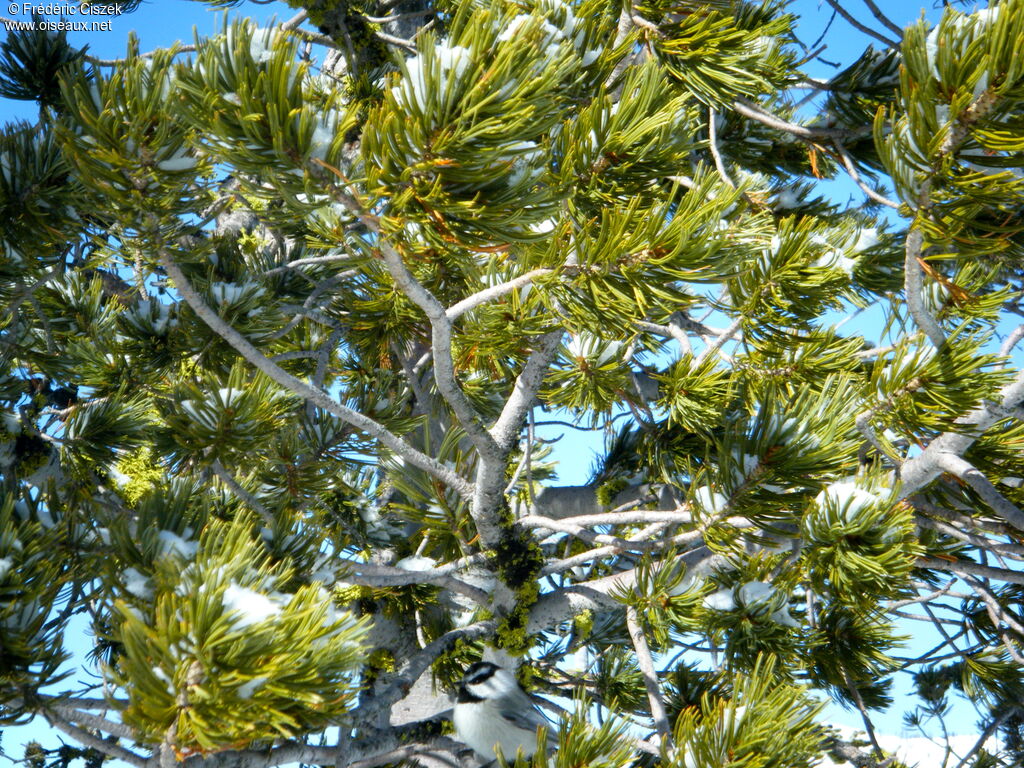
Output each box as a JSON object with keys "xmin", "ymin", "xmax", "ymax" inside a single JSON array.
[{"xmin": 453, "ymin": 661, "xmax": 557, "ymax": 762}]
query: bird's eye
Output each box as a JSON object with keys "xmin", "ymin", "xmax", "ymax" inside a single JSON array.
[{"xmin": 465, "ymin": 664, "xmax": 496, "ymax": 684}]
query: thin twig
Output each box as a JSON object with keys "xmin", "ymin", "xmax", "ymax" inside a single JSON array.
[
  {"xmin": 822, "ymin": 0, "xmax": 900, "ymax": 48},
  {"xmin": 833, "ymin": 140, "xmax": 900, "ymax": 209},
  {"xmin": 160, "ymin": 253, "xmax": 473, "ymax": 499},
  {"xmin": 262, "ymin": 255, "xmax": 358, "ymax": 276},
  {"xmin": 963, "ymin": 577, "xmax": 1024, "ymax": 664},
  {"xmin": 952, "ymin": 707, "xmax": 1015, "ymax": 768},
  {"xmin": 43, "ymin": 711, "xmax": 148, "ymax": 767},
  {"xmin": 840, "ymin": 666, "xmax": 885, "ymax": 758},
  {"xmin": 935, "ymin": 453, "xmax": 1024, "ymax": 531},
  {"xmin": 211, "ymin": 460, "xmax": 275, "ymax": 523},
  {"xmin": 626, "ymin": 605, "xmax": 672, "ymax": 744},
  {"xmin": 919, "ymin": 557, "xmax": 1024, "ymax": 586},
  {"xmin": 694, "ymin": 315, "xmax": 742, "ymax": 366},
  {"xmin": 859, "ymin": 0, "xmax": 903, "ymax": 38},
  {"xmin": 707, "ymin": 107, "xmax": 736, "ymax": 189},
  {"xmin": 446, "ymin": 269, "xmax": 554, "ymax": 321},
  {"xmin": 731, "ymin": 98, "xmax": 868, "ymax": 142},
  {"xmin": 375, "ymin": 30, "xmax": 417, "ymax": 51},
  {"xmin": 904, "ymin": 228, "xmax": 946, "ymax": 348}
]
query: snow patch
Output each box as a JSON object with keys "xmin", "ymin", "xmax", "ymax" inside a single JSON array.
[
  {"xmin": 123, "ymin": 567, "xmax": 153, "ymax": 600},
  {"xmin": 692, "ymin": 486, "xmax": 727, "ymax": 514},
  {"xmin": 772, "ymin": 187, "xmax": 800, "ymax": 209},
  {"xmin": 237, "ymin": 676, "xmax": 268, "ymax": 699},
  {"xmin": 157, "ymin": 150, "xmax": 197, "ymax": 172},
  {"xmin": 392, "ymin": 44, "xmax": 471, "ymax": 111},
  {"xmin": 703, "ymin": 588, "xmax": 736, "ymax": 612},
  {"xmin": 816, "ymin": 481, "xmax": 878, "ymax": 523},
  {"xmin": 157, "ymin": 530, "xmax": 199, "ymax": 560},
  {"xmin": 222, "ymin": 583, "xmax": 282, "ymax": 628},
  {"xmin": 395, "ymin": 555, "xmax": 438, "ymax": 572},
  {"xmin": 249, "ymin": 27, "xmax": 279, "ymax": 64}
]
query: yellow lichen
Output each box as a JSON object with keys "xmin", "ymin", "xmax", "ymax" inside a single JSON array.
[
  {"xmin": 115, "ymin": 446, "xmax": 164, "ymax": 505},
  {"xmin": 572, "ymin": 609, "xmax": 594, "ymax": 640},
  {"xmin": 368, "ymin": 648, "xmax": 395, "ymax": 672}
]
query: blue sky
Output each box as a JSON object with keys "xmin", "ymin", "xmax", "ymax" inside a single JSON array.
[{"xmin": 0, "ymin": 0, "xmax": 969, "ymax": 762}]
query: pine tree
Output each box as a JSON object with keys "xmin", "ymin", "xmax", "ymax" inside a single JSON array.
[{"xmin": 1, "ymin": 1, "xmax": 1023, "ymax": 767}]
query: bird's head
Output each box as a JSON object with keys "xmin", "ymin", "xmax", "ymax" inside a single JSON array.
[{"xmin": 458, "ymin": 661, "xmax": 518, "ymax": 703}]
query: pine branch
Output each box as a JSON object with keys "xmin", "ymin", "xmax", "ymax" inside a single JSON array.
[
  {"xmin": 42, "ymin": 710, "xmax": 148, "ymax": 768},
  {"xmin": 188, "ymin": 720, "xmax": 454, "ymax": 768},
  {"xmin": 470, "ymin": 328, "xmax": 565, "ymax": 547},
  {"xmin": 859, "ymin": 0, "xmax": 904, "ymax": 38},
  {"xmin": 211, "ymin": 459, "xmax": 274, "ymax": 524},
  {"xmin": 833, "ymin": 140, "xmax": 900, "ymax": 209},
  {"xmin": 539, "ymin": 521, "xmax": 673, "ymax": 575},
  {"xmin": 913, "ymin": 497, "xmax": 1023, "ymax": 539},
  {"xmin": 504, "ymin": 409, "xmax": 534, "ymax": 496},
  {"xmin": 490, "ymin": 329, "xmax": 565, "ymax": 451},
  {"xmin": 160, "ymin": 252, "xmax": 474, "ymax": 499},
  {"xmin": 707, "ymin": 107, "xmax": 736, "ymax": 190},
  {"xmin": 694, "ymin": 315, "xmax": 742, "ymax": 365},
  {"xmin": 854, "ymin": 343, "xmax": 900, "ymax": 360},
  {"xmin": 1000, "ymin": 324, "xmax": 1024, "ymax": 357},
  {"xmin": 900, "ymin": 368, "xmax": 1024, "ymax": 499},
  {"xmin": 528, "ymin": 546, "xmax": 731, "ymax": 632},
  {"xmin": 855, "ymin": 408, "xmax": 902, "ymax": 464},
  {"xmin": 269, "ymin": 274, "xmax": 351, "ymax": 339},
  {"xmin": 86, "ymin": 44, "xmax": 196, "ymax": 67},
  {"xmin": 635, "ymin": 319, "xmax": 693, "ymax": 356},
  {"xmin": 823, "ymin": 736, "xmax": 896, "ymax": 768},
  {"xmin": 840, "ymin": 665, "xmax": 885, "ymax": 758},
  {"xmin": 934, "ymin": 453, "xmax": 1024, "ymax": 532},
  {"xmin": 731, "ymin": 98, "xmax": 868, "ymax": 141},
  {"xmin": 376, "ymin": 246, "xmax": 498, "ymax": 459},
  {"xmin": 48, "ymin": 706, "xmax": 136, "ymax": 741},
  {"xmin": 446, "ymin": 268, "xmax": 554, "ymax": 321},
  {"xmin": 281, "ymin": 10, "xmax": 308, "ymax": 30},
  {"xmin": 348, "ymin": 741, "xmax": 463, "ymax": 768},
  {"xmin": 519, "ymin": 513, "xmax": 671, "ymax": 552},
  {"xmin": 523, "ymin": 508, "xmax": 698, "ymax": 528},
  {"xmin": 963, "ymin": 577, "xmax": 1024, "ymax": 664},
  {"xmin": 262, "ymin": 254, "xmax": 357, "ymax": 276},
  {"xmin": 309, "ymin": 160, "xmax": 501, "ymax": 462},
  {"xmin": 822, "ymin": 0, "xmax": 900, "ymax": 48},
  {"xmin": 952, "ymin": 707, "xmax": 1017, "ymax": 768},
  {"xmin": 904, "ymin": 229, "xmax": 947, "ymax": 348},
  {"xmin": 916, "ymin": 515, "xmax": 1024, "ymax": 559},
  {"xmin": 341, "ymin": 561, "xmax": 492, "ymax": 605},
  {"xmin": 38, "ymin": 694, "xmax": 129, "ymax": 710},
  {"xmin": 625, "ymin": 605, "xmax": 672, "ymax": 745},
  {"xmin": 917, "ymin": 557, "xmax": 1024, "ymax": 586}
]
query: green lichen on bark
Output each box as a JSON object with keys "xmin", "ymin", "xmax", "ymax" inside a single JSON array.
[{"xmin": 490, "ymin": 526, "xmax": 544, "ymax": 655}]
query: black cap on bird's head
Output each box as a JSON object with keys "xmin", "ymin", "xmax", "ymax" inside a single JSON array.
[{"xmin": 457, "ymin": 661, "xmax": 502, "ymax": 703}]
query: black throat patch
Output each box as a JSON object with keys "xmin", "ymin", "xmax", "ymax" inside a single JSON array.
[{"xmin": 457, "ymin": 685, "xmax": 486, "ymax": 704}]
